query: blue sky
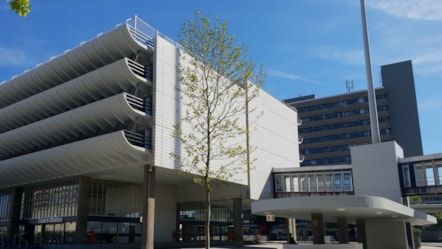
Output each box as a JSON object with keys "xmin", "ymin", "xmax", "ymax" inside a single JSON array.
[{"xmin": 1, "ymin": 0, "xmax": 442, "ymax": 155}]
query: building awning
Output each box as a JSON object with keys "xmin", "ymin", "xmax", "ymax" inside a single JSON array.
[{"xmin": 252, "ymin": 195, "xmax": 436, "ymax": 226}]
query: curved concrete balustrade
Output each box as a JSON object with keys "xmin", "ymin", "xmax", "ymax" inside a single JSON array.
[
  {"xmin": 0, "ymin": 130, "xmax": 150, "ymax": 188},
  {"xmin": 0, "ymin": 58, "xmax": 148, "ymax": 133},
  {"xmin": 0, "ymin": 23, "xmax": 152, "ymax": 108},
  {"xmin": 0, "ymin": 93, "xmax": 150, "ymax": 158}
]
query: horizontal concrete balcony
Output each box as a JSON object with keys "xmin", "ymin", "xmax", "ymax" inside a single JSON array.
[
  {"xmin": 0, "ymin": 92, "xmax": 151, "ymax": 160},
  {"xmin": 0, "ymin": 130, "xmax": 151, "ymax": 188},
  {"xmin": 0, "ymin": 58, "xmax": 149, "ymax": 133},
  {"xmin": 0, "ymin": 18, "xmax": 155, "ymax": 107}
]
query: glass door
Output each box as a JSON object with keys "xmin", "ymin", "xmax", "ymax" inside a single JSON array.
[{"xmin": 43, "ymin": 223, "xmax": 64, "ymax": 244}]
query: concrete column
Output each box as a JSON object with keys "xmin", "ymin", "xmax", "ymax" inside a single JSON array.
[
  {"xmin": 141, "ymin": 164, "xmax": 156, "ymax": 249},
  {"xmin": 233, "ymin": 197, "xmax": 244, "ymax": 247},
  {"xmin": 7, "ymin": 187, "xmax": 22, "ymax": 243},
  {"xmin": 337, "ymin": 217, "xmax": 349, "ymax": 244},
  {"xmin": 365, "ymin": 220, "xmax": 408, "ymax": 249},
  {"xmin": 175, "ymin": 203, "xmax": 180, "ymax": 242},
  {"xmin": 405, "ymin": 222, "xmax": 415, "ymax": 249},
  {"xmin": 311, "ymin": 213, "xmax": 325, "ymax": 244},
  {"xmin": 356, "ymin": 219, "xmax": 367, "ymax": 249},
  {"xmin": 75, "ymin": 176, "xmax": 91, "ymax": 243},
  {"xmin": 287, "ymin": 218, "xmax": 297, "ymax": 242}
]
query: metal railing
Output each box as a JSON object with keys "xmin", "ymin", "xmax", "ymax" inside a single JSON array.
[
  {"xmin": 13, "ymin": 234, "xmax": 28, "ymax": 249},
  {"xmin": 127, "ymin": 58, "xmax": 153, "ymax": 82},
  {"xmin": 298, "ymin": 135, "xmax": 304, "ymax": 144},
  {"xmin": 125, "ymin": 94, "xmax": 152, "ymax": 115},
  {"xmin": 126, "ymin": 16, "xmax": 157, "ymax": 47},
  {"xmin": 126, "ymin": 94, "xmax": 144, "ymax": 112},
  {"xmin": 124, "ymin": 130, "xmax": 152, "ymax": 150}
]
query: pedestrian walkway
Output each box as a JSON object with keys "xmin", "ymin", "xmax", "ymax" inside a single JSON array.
[
  {"xmin": 171, "ymin": 241, "xmax": 442, "ymax": 249},
  {"xmin": 422, "ymin": 242, "xmax": 442, "ymax": 248}
]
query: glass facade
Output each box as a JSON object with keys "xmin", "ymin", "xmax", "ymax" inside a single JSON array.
[
  {"xmin": 302, "ymin": 128, "xmax": 391, "ymax": 145},
  {"xmin": 299, "ymin": 117, "xmax": 390, "ymax": 134},
  {"xmin": 179, "ymin": 202, "xmax": 232, "ymax": 242},
  {"xmin": 400, "ymin": 160, "xmax": 442, "ymax": 195},
  {"xmin": 296, "ymin": 94, "xmax": 387, "ymax": 113},
  {"xmin": 274, "ymin": 170, "xmax": 353, "ymax": 195},
  {"xmin": 21, "ymin": 179, "xmax": 79, "ymax": 220},
  {"xmin": 301, "ymin": 105, "xmax": 388, "ymax": 123},
  {"xmin": 0, "ymin": 192, "xmax": 11, "ymax": 222},
  {"xmin": 0, "ymin": 178, "xmax": 145, "ymax": 245},
  {"xmin": 89, "ymin": 180, "xmax": 142, "ymax": 217}
]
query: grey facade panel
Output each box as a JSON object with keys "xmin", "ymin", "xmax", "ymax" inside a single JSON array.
[{"xmin": 381, "ymin": 60, "xmax": 423, "ymax": 157}]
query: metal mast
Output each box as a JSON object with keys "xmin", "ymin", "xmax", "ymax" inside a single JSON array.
[{"xmin": 360, "ymin": 0, "xmax": 381, "ymax": 144}]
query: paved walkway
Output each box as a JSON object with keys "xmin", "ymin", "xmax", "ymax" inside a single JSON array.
[
  {"xmin": 422, "ymin": 243, "xmax": 442, "ymax": 248},
  {"xmin": 178, "ymin": 241, "xmax": 442, "ymax": 249}
]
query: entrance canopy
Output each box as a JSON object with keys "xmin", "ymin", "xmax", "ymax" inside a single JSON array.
[{"xmin": 252, "ymin": 195, "xmax": 436, "ymax": 226}]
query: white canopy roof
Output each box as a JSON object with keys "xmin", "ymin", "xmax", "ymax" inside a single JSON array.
[{"xmin": 252, "ymin": 195, "xmax": 436, "ymax": 226}]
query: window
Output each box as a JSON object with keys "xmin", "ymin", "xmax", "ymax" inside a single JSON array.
[
  {"xmin": 300, "ymin": 175, "xmax": 308, "ymax": 192},
  {"xmin": 414, "ymin": 164, "xmax": 425, "ymax": 187},
  {"xmin": 274, "ymin": 175, "xmax": 283, "ymax": 192},
  {"xmin": 284, "ymin": 176, "xmax": 292, "ymax": 192},
  {"xmin": 402, "ymin": 164, "xmax": 411, "ymax": 187},
  {"xmin": 436, "ymin": 162, "xmax": 442, "ymax": 185},
  {"xmin": 292, "ymin": 176, "xmax": 299, "ymax": 192},
  {"xmin": 0, "ymin": 193, "xmax": 11, "ymax": 221},
  {"xmin": 425, "ymin": 163, "xmax": 435, "ymax": 186},
  {"xmin": 325, "ymin": 173, "xmax": 333, "ymax": 192},
  {"xmin": 317, "ymin": 174, "xmax": 325, "ymax": 192},
  {"xmin": 334, "ymin": 173, "xmax": 342, "ymax": 191},
  {"xmin": 308, "ymin": 175, "xmax": 317, "ymax": 192},
  {"xmin": 343, "ymin": 171, "xmax": 353, "ymax": 191}
]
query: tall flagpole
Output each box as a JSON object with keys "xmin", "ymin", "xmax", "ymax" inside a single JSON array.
[{"xmin": 360, "ymin": 0, "xmax": 381, "ymax": 144}]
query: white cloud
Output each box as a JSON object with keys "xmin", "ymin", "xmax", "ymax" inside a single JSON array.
[
  {"xmin": 268, "ymin": 69, "xmax": 321, "ymax": 85},
  {"xmin": 368, "ymin": 0, "xmax": 442, "ymax": 21}
]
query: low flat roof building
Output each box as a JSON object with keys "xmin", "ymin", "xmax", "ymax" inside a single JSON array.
[{"xmin": 253, "ymin": 141, "xmax": 436, "ymax": 249}]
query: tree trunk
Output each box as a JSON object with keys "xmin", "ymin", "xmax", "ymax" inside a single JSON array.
[{"xmin": 205, "ymin": 187, "xmax": 211, "ymax": 249}]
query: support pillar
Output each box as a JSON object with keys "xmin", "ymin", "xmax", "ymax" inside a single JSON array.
[
  {"xmin": 175, "ymin": 203, "xmax": 180, "ymax": 242},
  {"xmin": 141, "ymin": 165, "xmax": 156, "ymax": 249},
  {"xmin": 75, "ymin": 176, "xmax": 91, "ymax": 243},
  {"xmin": 233, "ymin": 197, "xmax": 244, "ymax": 247},
  {"xmin": 311, "ymin": 213, "xmax": 324, "ymax": 244},
  {"xmin": 356, "ymin": 219, "xmax": 367, "ymax": 249},
  {"xmin": 337, "ymin": 217, "xmax": 349, "ymax": 244},
  {"xmin": 287, "ymin": 218, "xmax": 297, "ymax": 242},
  {"xmin": 7, "ymin": 187, "xmax": 22, "ymax": 244}
]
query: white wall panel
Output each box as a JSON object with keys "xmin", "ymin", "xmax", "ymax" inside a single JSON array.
[
  {"xmin": 153, "ymin": 35, "xmax": 181, "ymax": 170},
  {"xmin": 153, "ymin": 36, "xmax": 300, "ymax": 201}
]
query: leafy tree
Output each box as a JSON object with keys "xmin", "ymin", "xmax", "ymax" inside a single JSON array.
[
  {"xmin": 6, "ymin": 0, "xmax": 30, "ymax": 16},
  {"xmin": 173, "ymin": 10, "xmax": 265, "ymax": 249}
]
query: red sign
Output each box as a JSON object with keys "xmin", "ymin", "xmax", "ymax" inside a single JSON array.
[{"xmin": 266, "ymin": 214, "xmax": 275, "ymax": 222}]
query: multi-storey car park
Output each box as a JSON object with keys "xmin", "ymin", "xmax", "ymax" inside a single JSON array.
[{"xmin": 0, "ymin": 16, "xmax": 301, "ymax": 248}]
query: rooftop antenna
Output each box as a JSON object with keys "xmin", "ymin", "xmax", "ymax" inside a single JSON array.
[
  {"xmin": 346, "ymin": 80, "xmax": 354, "ymax": 93},
  {"xmin": 360, "ymin": 0, "xmax": 381, "ymax": 144}
]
